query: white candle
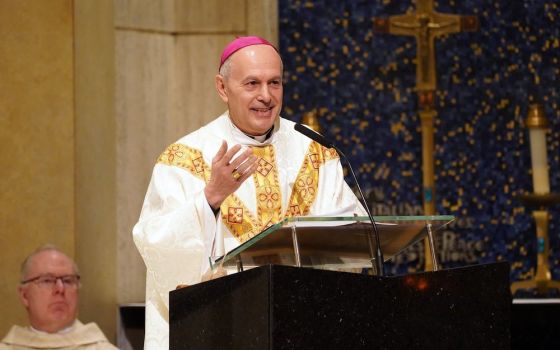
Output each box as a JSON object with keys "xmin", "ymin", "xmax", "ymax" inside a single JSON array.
[{"xmin": 528, "ymin": 128, "xmax": 550, "ymax": 194}]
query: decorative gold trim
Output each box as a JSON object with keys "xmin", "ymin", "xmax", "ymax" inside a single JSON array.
[
  {"xmin": 157, "ymin": 141, "xmax": 340, "ymax": 243},
  {"xmin": 252, "ymin": 145, "xmax": 282, "ymax": 231},
  {"xmin": 220, "ymin": 195, "xmax": 260, "ymax": 243},
  {"xmin": 157, "ymin": 144, "xmax": 210, "ymax": 181},
  {"xmin": 286, "ymin": 142, "xmax": 339, "ymax": 217},
  {"xmin": 158, "ymin": 143, "xmax": 260, "ymax": 242}
]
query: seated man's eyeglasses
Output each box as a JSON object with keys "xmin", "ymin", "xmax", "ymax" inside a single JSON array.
[{"xmin": 20, "ymin": 275, "xmax": 81, "ymax": 289}]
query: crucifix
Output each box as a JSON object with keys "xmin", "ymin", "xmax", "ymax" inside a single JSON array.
[{"xmin": 373, "ymin": 0, "xmax": 478, "ymax": 271}]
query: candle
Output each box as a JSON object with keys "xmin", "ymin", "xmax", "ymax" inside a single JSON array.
[{"xmin": 528, "ymin": 127, "xmax": 550, "ymax": 194}]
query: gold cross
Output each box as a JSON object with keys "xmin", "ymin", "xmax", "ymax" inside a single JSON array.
[
  {"xmin": 374, "ymin": 0, "xmax": 478, "ymax": 95},
  {"xmin": 374, "ymin": 0, "xmax": 478, "ymax": 271}
]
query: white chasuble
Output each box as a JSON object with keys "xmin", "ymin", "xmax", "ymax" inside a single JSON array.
[
  {"xmin": 133, "ymin": 112, "xmax": 365, "ymax": 349},
  {"xmin": 0, "ymin": 321, "xmax": 117, "ymax": 349}
]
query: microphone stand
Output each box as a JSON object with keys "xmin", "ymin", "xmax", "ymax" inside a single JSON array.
[
  {"xmin": 332, "ymin": 145, "xmax": 385, "ymax": 276},
  {"xmin": 293, "ymin": 123, "xmax": 385, "ymax": 276}
]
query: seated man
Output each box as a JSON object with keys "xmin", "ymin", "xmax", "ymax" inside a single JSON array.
[{"xmin": 0, "ymin": 245, "xmax": 117, "ymax": 350}]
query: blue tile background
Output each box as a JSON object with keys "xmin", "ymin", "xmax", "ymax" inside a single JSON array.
[{"xmin": 279, "ymin": 0, "xmax": 560, "ymax": 295}]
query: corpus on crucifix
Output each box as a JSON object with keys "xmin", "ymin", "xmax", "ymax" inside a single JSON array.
[{"xmin": 373, "ymin": 0, "xmax": 478, "ymax": 270}]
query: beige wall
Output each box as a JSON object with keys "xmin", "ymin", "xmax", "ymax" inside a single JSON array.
[
  {"xmin": 0, "ymin": 0, "xmax": 76, "ymax": 336},
  {"xmin": 0, "ymin": 0, "xmax": 277, "ymax": 341}
]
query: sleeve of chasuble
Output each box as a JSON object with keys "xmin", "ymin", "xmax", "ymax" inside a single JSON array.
[{"xmin": 132, "ymin": 163, "xmax": 218, "ymax": 310}]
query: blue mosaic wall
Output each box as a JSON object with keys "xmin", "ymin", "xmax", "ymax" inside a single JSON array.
[{"xmin": 279, "ymin": 0, "xmax": 560, "ymax": 295}]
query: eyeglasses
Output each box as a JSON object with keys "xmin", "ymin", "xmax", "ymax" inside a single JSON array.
[{"xmin": 21, "ymin": 275, "xmax": 81, "ymax": 289}]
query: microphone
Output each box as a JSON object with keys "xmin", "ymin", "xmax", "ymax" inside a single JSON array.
[{"xmin": 294, "ymin": 123, "xmax": 385, "ymax": 276}]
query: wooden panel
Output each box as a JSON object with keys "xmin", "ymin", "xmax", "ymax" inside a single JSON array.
[
  {"xmin": 175, "ymin": 0, "xmax": 245, "ymax": 33},
  {"xmin": 247, "ymin": 0, "xmax": 278, "ymax": 44},
  {"xmin": 115, "ymin": 30, "xmax": 176, "ymax": 167},
  {"xmin": 115, "ymin": 31, "xmax": 176, "ymax": 307},
  {"xmin": 114, "ymin": 0, "xmax": 175, "ymax": 32},
  {"xmin": 174, "ymin": 35, "xmax": 234, "ymax": 132},
  {"xmin": 115, "ymin": 0, "xmax": 246, "ymax": 33}
]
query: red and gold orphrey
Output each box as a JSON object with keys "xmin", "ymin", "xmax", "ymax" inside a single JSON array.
[{"xmin": 157, "ymin": 141, "xmax": 339, "ymax": 243}]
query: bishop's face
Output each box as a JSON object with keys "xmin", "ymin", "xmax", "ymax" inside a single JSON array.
[{"xmin": 216, "ymin": 45, "xmax": 283, "ymax": 136}]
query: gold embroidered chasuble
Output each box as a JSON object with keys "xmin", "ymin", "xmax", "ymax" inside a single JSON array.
[{"xmin": 157, "ymin": 141, "xmax": 339, "ymax": 243}]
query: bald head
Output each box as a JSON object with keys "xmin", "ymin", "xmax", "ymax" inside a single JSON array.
[{"xmin": 20, "ymin": 245, "xmax": 78, "ymax": 281}]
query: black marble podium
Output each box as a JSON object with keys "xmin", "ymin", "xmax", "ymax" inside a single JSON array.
[{"xmin": 170, "ymin": 263, "xmax": 511, "ymax": 349}]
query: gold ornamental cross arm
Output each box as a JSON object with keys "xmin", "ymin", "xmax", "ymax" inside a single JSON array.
[{"xmin": 373, "ymin": 0, "xmax": 478, "ymax": 93}]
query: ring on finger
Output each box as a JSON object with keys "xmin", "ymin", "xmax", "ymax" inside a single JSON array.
[{"xmin": 232, "ymin": 169, "xmax": 242, "ymax": 181}]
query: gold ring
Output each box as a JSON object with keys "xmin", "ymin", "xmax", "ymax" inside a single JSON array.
[{"xmin": 232, "ymin": 170, "xmax": 242, "ymax": 181}]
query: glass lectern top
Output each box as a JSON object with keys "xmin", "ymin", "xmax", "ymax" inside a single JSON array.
[{"xmin": 212, "ymin": 215, "xmax": 454, "ymax": 271}]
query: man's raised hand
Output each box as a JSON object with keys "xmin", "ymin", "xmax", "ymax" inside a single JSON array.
[{"xmin": 204, "ymin": 141, "xmax": 258, "ymax": 210}]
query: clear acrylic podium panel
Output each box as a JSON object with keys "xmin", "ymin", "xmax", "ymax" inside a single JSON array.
[{"xmin": 212, "ymin": 215, "xmax": 454, "ymax": 272}]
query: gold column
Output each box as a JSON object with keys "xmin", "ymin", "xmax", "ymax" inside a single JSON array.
[{"xmin": 420, "ymin": 108, "xmax": 437, "ymax": 271}]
